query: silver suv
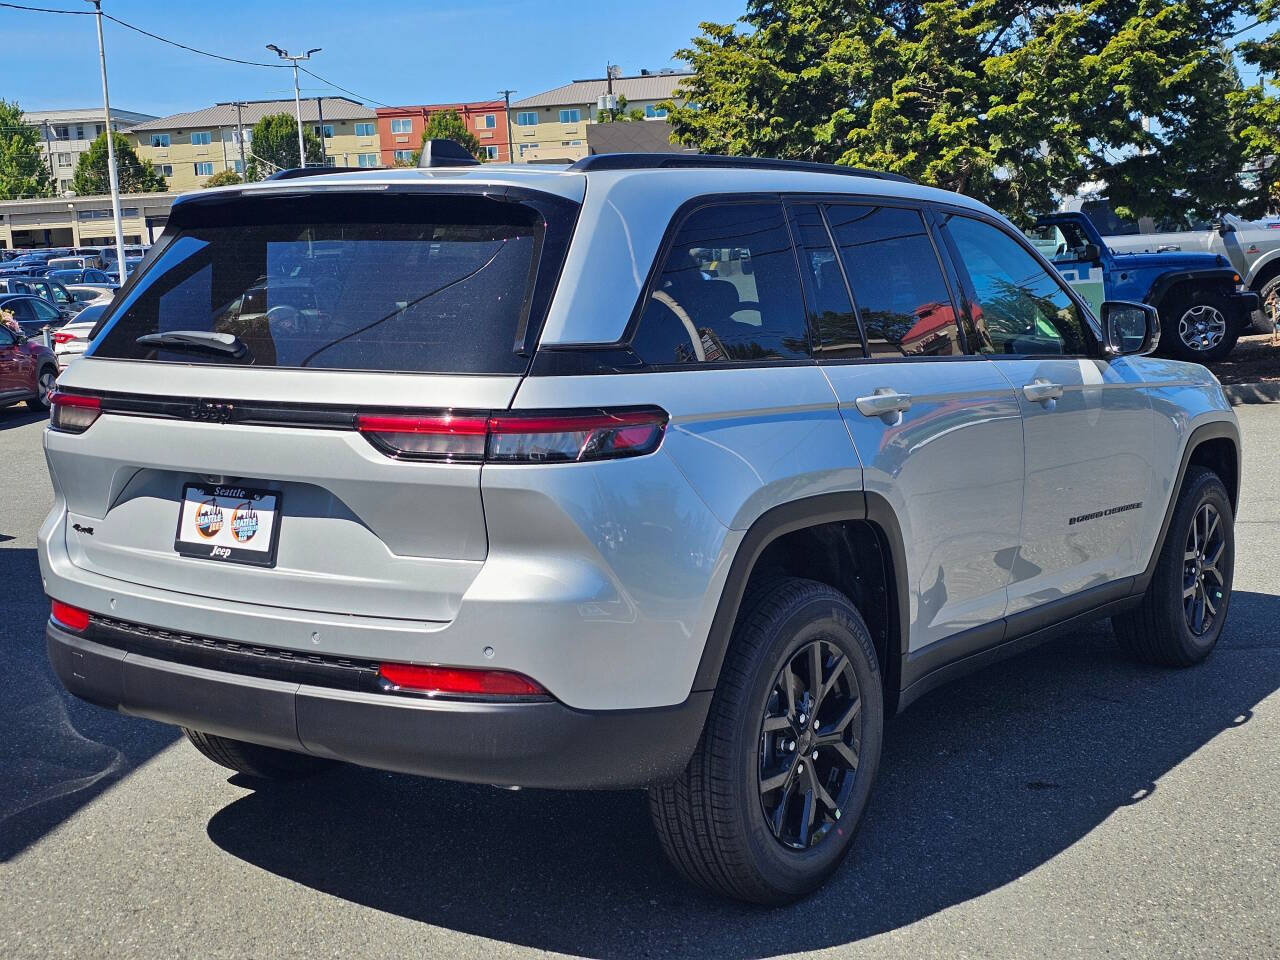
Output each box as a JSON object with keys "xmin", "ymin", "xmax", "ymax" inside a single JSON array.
[{"xmin": 41, "ymin": 153, "xmax": 1240, "ymax": 905}]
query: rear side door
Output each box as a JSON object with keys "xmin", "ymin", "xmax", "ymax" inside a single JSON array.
[
  {"xmin": 796, "ymin": 200, "xmax": 1025, "ymax": 653},
  {"xmin": 938, "ymin": 211, "xmax": 1155, "ymax": 614}
]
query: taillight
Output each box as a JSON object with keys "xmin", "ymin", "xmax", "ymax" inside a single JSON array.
[
  {"xmin": 50, "ymin": 600, "xmax": 90, "ymax": 632},
  {"xmin": 378, "ymin": 662, "xmax": 547, "ymax": 698},
  {"xmin": 52, "ymin": 331, "xmax": 76, "ymax": 344},
  {"xmin": 49, "ymin": 391, "xmax": 100, "ymax": 433},
  {"xmin": 356, "ymin": 406, "xmax": 668, "ymax": 463}
]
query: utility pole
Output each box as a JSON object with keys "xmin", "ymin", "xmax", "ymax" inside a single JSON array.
[
  {"xmin": 85, "ymin": 0, "xmax": 126, "ymax": 286},
  {"xmin": 498, "ymin": 89, "xmax": 515, "ymax": 163},
  {"xmin": 266, "ymin": 44, "xmax": 321, "ymax": 168},
  {"xmin": 41, "ymin": 118, "xmax": 55, "ymax": 182},
  {"xmin": 233, "ymin": 102, "xmax": 247, "ymax": 175},
  {"xmin": 315, "ymin": 97, "xmax": 327, "ymax": 166}
]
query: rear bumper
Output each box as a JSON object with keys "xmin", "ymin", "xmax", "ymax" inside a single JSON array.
[{"xmin": 47, "ymin": 619, "xmax": 710, "ymax": 789}]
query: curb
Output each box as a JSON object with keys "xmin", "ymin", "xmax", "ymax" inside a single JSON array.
[{"xmin": 1223, "ymin": 381, "xmax": 1280, "ymax": 406}]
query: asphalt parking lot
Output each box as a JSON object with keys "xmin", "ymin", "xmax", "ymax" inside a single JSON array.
[{"xmin": 0, "ymin": 404, "xmax": 1276, "ymax": 960}]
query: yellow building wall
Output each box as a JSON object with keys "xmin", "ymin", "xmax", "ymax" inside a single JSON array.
[
  {"xmin": 130, "ymin": 119, "xmax": 381, "ymax": 192},
  {"xmin": 511, "ymin": 99, "xmax": 674, "ymax": 163}
]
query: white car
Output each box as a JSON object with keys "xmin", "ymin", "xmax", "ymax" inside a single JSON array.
[
  {"xmin": 50, "ymin": 303, "xmax": 108, "ymax": 368},
  {"xmin": 65, "ymin": 284, "xmax": 115, "ymax": 313}
]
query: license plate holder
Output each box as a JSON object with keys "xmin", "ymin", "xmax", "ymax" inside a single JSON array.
[{"xmin": 174, "ymin": 483, "xmax": 281, "ymax": 567}]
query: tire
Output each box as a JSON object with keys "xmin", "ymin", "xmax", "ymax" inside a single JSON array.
[
  {"xmin": 648, "ymin": 578, "xmax": 884, "ymax": 904},
  {"xmin": 183, "ymin": 728, "xmax": 337, "ymax": 780},
  {"xmin": 27, "ymin": 364, "xmax": 56, "ymax": 411},
  {"xmin": 1112, "ymin": 466, "xmax": 1234, "ymax": 666},
  {"xmin": 1159, "ymin": 289, "xmax": 1240, "ymax": 363},
  {"xmin": 1251, "ymin": 272, "xmax": 1280, "ymax": 335}
]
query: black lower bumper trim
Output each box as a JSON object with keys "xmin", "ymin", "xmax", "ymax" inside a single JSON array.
[{"xmin": 47, "ymin": 621, "xmax": 709, "ymax": 789}]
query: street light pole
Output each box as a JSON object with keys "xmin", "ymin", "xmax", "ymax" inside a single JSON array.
[
  {"xmin": 266, "ymin": 44, "xmax": 321, "ymax": 169},
  {"xmin": 498, "ymin": 89, "xmax": 515, "ymax": 163},
  {"xmin": 85, "ymin": 0, "xmax": 126, "ymax": 285}
]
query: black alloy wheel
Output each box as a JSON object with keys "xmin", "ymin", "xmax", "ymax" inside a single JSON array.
[
  {"xmin": 758, "ymin": 639, "xmax": 861, "ymax": 850},
  {"xmin": 1183, "ymin": 501, "xmax": 1227, "ymax": 636}
]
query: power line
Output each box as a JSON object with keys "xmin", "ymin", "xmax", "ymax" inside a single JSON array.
[
  {"xmin": 101, "ymin": 13, "xmax": 289, "ymax": 68},
  {"xmin": 298, "ymin": 66, "xmax": 397, "ymax": 110},
  {"xmin": 0, "ymin": 2, "xmax": 90, "ymax": 13}
]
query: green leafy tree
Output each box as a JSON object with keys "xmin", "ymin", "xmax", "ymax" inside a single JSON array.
[
  {"xmin": 0, "ymin": 99, "xmax": 55, "ymax": 200},
  {"xmin": 668, "ymin": 0, "xmax": 1250, "ymax": 223},
  {"xmin": 1231, "ymin": 2, "xmax": 1280, "ymax": 214},
  {"xmin": 202, "ymin": 168, "xmax": 243, "ymax": 188},
  {"xmin": 597, "ymin": 95, "xmax": 646, "ymax": 123},
  {"xmin": 245, "ymin": 113, "xmax": 324, "ymax": 181},
  {"xmin": 71, "ymin": 132, "xmax": 166, "ymax": 195},
  {"xmin": 413, "ymin": 108, "xmax": 486, "ymax": 163}
]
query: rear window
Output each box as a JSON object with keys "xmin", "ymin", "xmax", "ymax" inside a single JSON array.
[{"xmin": 93, "ymin": 192, "xmax": 568, "ymax": 374}]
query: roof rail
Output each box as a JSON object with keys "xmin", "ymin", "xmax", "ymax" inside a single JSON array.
[
  {"xmin": 267, "ymin": 166, "xmax": 366, "ymax": 181},
  {"xmin": 567, "ymin": 152, "xmax": 915, "ymax": 183}
]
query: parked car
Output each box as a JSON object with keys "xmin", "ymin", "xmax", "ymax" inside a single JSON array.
[
  {"xmin": 1029, "ymin": 211, "xmax": 1257, "ymax": 362},
  {"xmin": 0, "ymin": 277, "xmax": 35, "ymax": 296},
  {"xmin": 47, "ymin": 268, "xmax": 116, "ymax": 286},
  {"xmin": 0, "ymin": 309, "xmax": 58, "ymax": 411},
  {"xmin": 0, "ymin": 293, "xmax": 69, "ymax": 339},
  {"xmin": 50, "ymin": 303, "xmax": 107, "ymax": 369},
  {"xmin": 46, "ymin": 255, "xmax": 105, "ymax": 273},
  {"xmin": 41, "ymin": 154, "xmax": 1240, "ymax": 905},
  {"xmin": 22, "ymin": 277, "xmax": 77, "ymax": 314},
  {"xmin": 64, "ymin": 284, "xmax": 115, "ymax": 312}
]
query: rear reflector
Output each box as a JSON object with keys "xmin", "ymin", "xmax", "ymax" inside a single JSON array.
[
  {"xmin": 49, "ymin": 391, "xmax": 100, "ymax": 434},
  {"xmin": 356, "ymin": 406, "xmax": 668, "ymax": 463},
  {"xmin": 50, "ymin": 600, "xmax": 90, "ymax": 632},
  {"xmin": 378, "ymin": 662, "xmax": 547, "ymax": 698}
]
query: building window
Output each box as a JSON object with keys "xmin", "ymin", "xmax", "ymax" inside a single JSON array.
[
  {"xmin": 54, "ymin": 125, "xmax": 69, "ymax": 139},
  {"xmin": 232, "ymin": 160, "xmax": 244, "ymax": 174},
  {"xmin": 194, "ymin": 162, "xmax": 215, "ymax": 176},
  {"xmin": 313, "ymin": 124, "xmax": 334, "ymax": 139},
  {"xmin": 485, "ymin": 146, "xmax": 499, "ymax": 159},
  {"xmin": 58, "ymin": 179, "xmax": 73, "ymax": 194},
  {"xmin": 357, "ymin": 153, "xmax": 379, "ymax": 167},
  {"xmin": 95, "ymin": 123, "xmax": 104, "ymax": 136},
  {"xmin": 75, "ymin": 124, "xmax": 85, "ymax": 139},
  {"xmin": 559, "ymin": 109, "xmax": 581, "ymax": 124},
  {"xmin": 191, "ymin": 131, "xmax": 212, "ymax": 146},
  {"xmin": 515, "ymin": 112, "xmax": 538, "ymax": 126},
  {"xmin": 390, "ymin": 118, "xmax": 412, "ymax": 134},
  {"xmin": 644, "ymin": 104, "xmax": 669, "ymax": 118},
  {"xmin": 355, "ymin": 122, "xmax": 375, "ymax": 137},
  {"xmin": 518, "ymin": 143, "xmax": 539, "ymax": 156},
  {"xmin": 56, "ymin": 152, "xmax": 73, "ymax": 167},
  {"xmin": 161, "ymin": 165, "xmax": 174, "ymax": 177},
  {"xmin": 476, "ymin": 114, "xmax": 496, "ymax": 129},
  {"xmin": 231, "ymin": 129, "xmax": 251, "ymax": 145},
  {"xmin": 393, "ymin": 149, "xmax": 415, "ymax": 164},
  {"xmin": 150, "ymin": 133, "xmax": 170, "ymax": 148}
]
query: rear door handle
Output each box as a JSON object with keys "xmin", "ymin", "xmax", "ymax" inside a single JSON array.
[
  {"xmin": 854, "ymin": 389, "xmax": 912, "ymax": 423},
  {"xmin": 1023, "ymin": 380, "xmax": 1064, "ymax": 405}
]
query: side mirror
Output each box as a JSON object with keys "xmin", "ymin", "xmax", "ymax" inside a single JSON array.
[
  {"xmin": 1102, "ymin": 301, "xmax": 1159, "ymax": 356},
  {"xmin": 1082, "ymin": 243, "xmax": 1102, "ymax": 264}
]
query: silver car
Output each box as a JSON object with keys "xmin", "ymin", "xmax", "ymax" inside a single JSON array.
[{"xmin": 41, "ymin": 155, "xmax": 1240, "ymax": 904}]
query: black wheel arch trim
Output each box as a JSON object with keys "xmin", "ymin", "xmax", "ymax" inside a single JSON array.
[{"xmin": 1145, "ymin": 268, "xmax": 1244, "ymax": 310}]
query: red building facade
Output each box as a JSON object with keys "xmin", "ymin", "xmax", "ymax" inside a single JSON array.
[{"xmin": 375, "ymin": 101, "xmax": 511, "ymax": 165}]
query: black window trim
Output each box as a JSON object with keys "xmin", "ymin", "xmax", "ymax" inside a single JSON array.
[{"xmin": 931, "ymin": 204, "xmax": 1105, "ymax": 361}]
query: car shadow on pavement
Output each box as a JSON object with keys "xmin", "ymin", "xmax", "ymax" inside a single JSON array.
[
  {"xmin": 205, "ymin": 590, "xmax": 1280, "ymax": 959},
  {"xmin": 0, "ymin": 548, "xmax": 178, "ymax": 862},
  {"xmin": 0, "ymin": 408, "xmax": 48, "ymax": 431}
]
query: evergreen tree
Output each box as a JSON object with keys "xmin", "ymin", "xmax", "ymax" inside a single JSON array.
[
  {"xmin": 71, "ymin": 132, "xmax": 166, "ymax": 195},
  {"xmin": 244, "ymin": 114, "xmax": 324, "ymax": 181},
  {"xmin": 0, "ymin": 99, "xmax": 55, "ymax": 200}
]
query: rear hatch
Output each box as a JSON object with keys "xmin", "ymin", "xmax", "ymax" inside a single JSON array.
[{"xmin": 48, "ymin": 185, "xmax": 579, "ymax": 623}]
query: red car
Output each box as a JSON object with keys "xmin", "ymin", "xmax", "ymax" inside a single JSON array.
[{"xmin": 0, "ymin": 308, "xmax": 58, "ymax": 413}]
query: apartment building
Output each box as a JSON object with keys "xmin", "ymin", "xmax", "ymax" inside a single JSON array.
[
  {"xmin": 22, "ymin": 108, "xmax": 158, "ymax": 197},
  {"xmin": 126, "ymin": 98, "xmax": 381, "ymax": 192},
  {"xmin": 375, "ymin": 101, "xmax": 510, "ymax": 165},
  {"xmin": 509, "ymin": 70, "xmax": 692, "ymax": 163}
]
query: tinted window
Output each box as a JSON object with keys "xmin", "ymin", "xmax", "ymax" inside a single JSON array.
[
  {"xmin": 631, "ymin": 202, "xmax": 809, "ymax": 365},
  {"xmin": 93, "ymin": 194, "xmax": 558, "ymax": 374},
  {"xmin": 945, "ymin": 215, "xmax": 1092, "ymax": 357},
  {"xmin": 827, "ymin": 205, "xmax": 961, "ymax": 357},
  {"xmin": 790, "ymin": 204, "xmax": 862, "ymax": 358}
]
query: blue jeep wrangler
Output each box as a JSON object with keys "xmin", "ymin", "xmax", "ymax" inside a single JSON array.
[{"xmin": 1030, "ymin": 212, "xmax": 1258, "ymax": 362}]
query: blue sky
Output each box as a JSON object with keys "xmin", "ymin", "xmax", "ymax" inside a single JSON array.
[{"xmin": 3, "ymin": 0, "xmax": 745, "ymax": 116}]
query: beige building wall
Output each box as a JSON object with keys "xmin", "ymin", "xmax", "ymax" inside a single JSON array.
[
  {"xmin": 0, "ymin": 193, "xmax": 177, "ymax": 251},
  {"xmin": 131, "ymin": 119, "xmax": 381, "ymax": 192},
  {"xmin": 510, "ymin": 98, "xmax": 676, "ymax": 163}
]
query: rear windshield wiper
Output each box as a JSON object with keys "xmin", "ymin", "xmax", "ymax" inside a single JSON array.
[{"xmin": 135, "ymin": 330, "xmax": 253, "ymax": 362}]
